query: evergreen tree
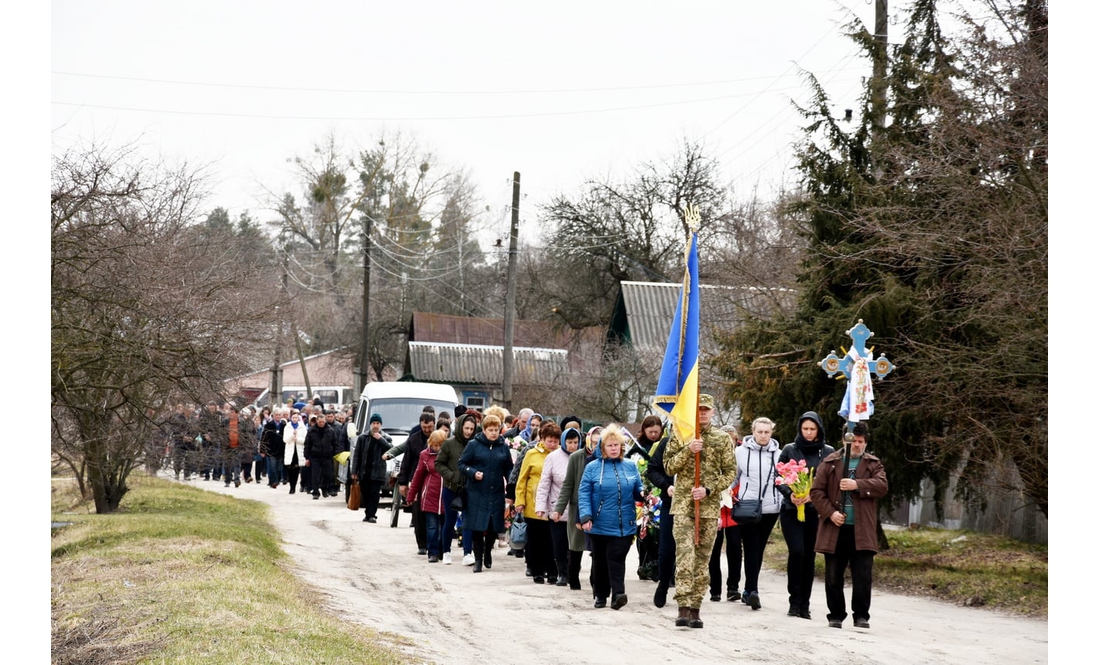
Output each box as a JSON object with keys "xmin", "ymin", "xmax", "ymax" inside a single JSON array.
[{"xmin": 714, "ymin": 0, "xmax": 1047, "ymax": 523}]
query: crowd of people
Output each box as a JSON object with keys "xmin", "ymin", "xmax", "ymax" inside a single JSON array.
[
  {"xmin": 159, "ymin": 393, "xmax": 888, "ymax": 631},
  {"xmin": 161, "ymin": 397, "xmax": 358, "ymax": 498}
]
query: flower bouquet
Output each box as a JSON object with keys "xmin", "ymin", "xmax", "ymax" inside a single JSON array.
[
  {"xmin": 636, "ymin": 491, "xmax": 661, "ymax": 541},
  {"xmin": 635, "ymin": 491, "xmax": 661, "ymax": 580},
  {"xmin": 775, "ymin": 459, "xmax": 814, "ymax": 522}
]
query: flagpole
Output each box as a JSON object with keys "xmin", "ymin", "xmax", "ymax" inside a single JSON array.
[
  {"xmin": 687, "ymin": 208, "xmax": 701, "ymax": 546},
  {"xmin": 652, "ymin": 204, "xmax": 703, "ymax": 547},
  {"xmin": 693, "ymin": 423, "xmax": 701, "ymax": 545}
]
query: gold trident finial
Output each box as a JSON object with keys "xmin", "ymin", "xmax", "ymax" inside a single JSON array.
[{"xmin": 685, "ymin": 204, "xmax": 700, "ymax": 232}]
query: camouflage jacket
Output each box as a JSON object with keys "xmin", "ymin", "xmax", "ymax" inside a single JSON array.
[{"xmin": 663, "ymin": 425, "xmax": 738, "ymax": 518}]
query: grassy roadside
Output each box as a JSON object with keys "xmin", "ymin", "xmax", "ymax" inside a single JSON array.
[
  {"xmin": 51, "ymin": 474, "xmax": 413, "ymax": 665},
  {"xmin": 760, "ymin": 521, "xmax": 1048, "ymax": 618}
]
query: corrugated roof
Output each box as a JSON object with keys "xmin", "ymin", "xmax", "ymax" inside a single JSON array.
[
  {"xmin": 619, "ymin": 281, "xmax": 792, "ymax": 355},
  {"xmin": 406, "ymin": 341, "xmax": 568, "ymax": 386},
  {"xmin": 410, "ymin": 312, "xmax": 578, "ymax": 349}
]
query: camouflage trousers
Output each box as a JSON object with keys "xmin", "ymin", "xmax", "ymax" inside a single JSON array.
[{"xmin": 673, "ymin": 514, "xmax": 719, "ymax": 609}]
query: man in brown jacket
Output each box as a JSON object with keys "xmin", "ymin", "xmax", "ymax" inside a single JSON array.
[{"xmin": 809, "ymin": 421, "xmax": 888, "ymax": 630}]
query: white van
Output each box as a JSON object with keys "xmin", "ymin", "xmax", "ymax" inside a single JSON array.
[
  {"xmin": 351, "ymin": 382, "xmax": 459, "ymax": 502},
  {"xmin": 282, "ymin": 386, "xmax": 354, "ymax": 408},
  {"xmin": 249, "ymin": 385, "xmax": 355, "ymax": 410}
]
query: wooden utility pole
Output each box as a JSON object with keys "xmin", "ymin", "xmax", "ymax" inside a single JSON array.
[
  {"xmin": 357, "ymin": 213, "xmax": 373, "ymax": 396},
  {"xmin": 502, "ymin": 172, "xmax": 520, "ymax": 410},
  {"xmin": 871, "ymin": 0, "xmax": 889, "ymax": 138},
  {"xmin": 269, "ymin": 248, "xmax": 291, "ymax": 408}
]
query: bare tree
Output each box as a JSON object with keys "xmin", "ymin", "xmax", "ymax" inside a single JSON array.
[{"xmin": 52, "ymin": 143, "xmax": 279, "ymax": 512}]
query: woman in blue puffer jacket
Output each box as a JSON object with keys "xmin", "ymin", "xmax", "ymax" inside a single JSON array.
[{"xmin": 579, "ymin": 424, "xmax": 644, "ymax": 611}]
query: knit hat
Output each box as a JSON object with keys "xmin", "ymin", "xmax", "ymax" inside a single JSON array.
[{"xmin": 369, "ymin": 413, "xmax": 383, "ymax": 424}]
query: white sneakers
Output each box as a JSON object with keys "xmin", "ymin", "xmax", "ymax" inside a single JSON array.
[
  {"xmin": 462, "ymin": 553, "xmax": 475, "ymax": 566},
  {"xmin": 442, "ymin": 552, "xmax": 453, "ymax": 565}
]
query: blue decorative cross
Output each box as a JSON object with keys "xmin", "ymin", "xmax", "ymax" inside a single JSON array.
[{"xmin": 819, "ymin": 319, "xmax": 895, "ymax": 431}]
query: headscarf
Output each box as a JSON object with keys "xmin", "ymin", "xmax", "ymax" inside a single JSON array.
[{"xmin": 521, "ymin": 412, "xmax": 544, "ymax": 442}]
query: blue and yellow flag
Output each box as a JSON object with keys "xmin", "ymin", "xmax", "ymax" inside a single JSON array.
[{"xmin": 653, "ymin": 229, "xmax": 700, "ymax": 443}]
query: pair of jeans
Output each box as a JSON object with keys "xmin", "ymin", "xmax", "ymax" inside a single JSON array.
[
  {"xmin": 780, "ymin": 507, "xmax": 820, "ymax": 611},
  {"xmin": 709, "ymin": 524, "xmax": 743, "ymax": 596},
  {"xmin": 408, "ymin": 497, "xmax": 427, "ymax": 550},
  {"xmin": 739, "ymin": 511, "xmax": 780, "ymax": 594},
  {"xmin": 222, "ymin": 449, "xmax": 241, "ymax": 483},
  {"xmin": 424, "ymin": 511, "xmax": 445, "ymax": 558},
  {"xmin": 441, "ymin": 487, "xmax": 472, "ymax": 555},
  {"xmin": 266, "ymin": 456, "xmax": 284, "ymax": 486},
  {"xmin": 824, "ymin": 524, "xmax": 875, "ymax": 622},
  {"xmin": 590, "ymin": 534, "xmax": 634, "ymax": 600}
]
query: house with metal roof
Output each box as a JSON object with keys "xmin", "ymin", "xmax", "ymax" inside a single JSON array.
[
  {"xmin": 606, "ymin": 280, "xmax": 794, "ymax": 419},
  {"xmin": 403, "ymin": 312, "xmax": 601, "ymax": 410}
]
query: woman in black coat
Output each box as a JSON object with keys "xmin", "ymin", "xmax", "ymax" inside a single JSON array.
[
  {"xmin": 777, "ymin": 411, "xmax": 835, "ymax": 619},
  {"xmin": 457, "ymin": 414, "xmax": 514, "ymax": 573}
]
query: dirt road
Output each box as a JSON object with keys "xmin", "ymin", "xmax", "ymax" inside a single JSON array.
[{"xmin": 181, "ymin": 475, "xmax": 1047, "ymax": 665}]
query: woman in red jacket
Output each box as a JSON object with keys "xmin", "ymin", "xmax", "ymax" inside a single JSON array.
[{"xmin": 408, "ymin": 430, "xmax": 449, "ymax": 562}]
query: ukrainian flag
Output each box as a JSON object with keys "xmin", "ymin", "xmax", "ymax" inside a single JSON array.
[{"xmin": 653, "ymin": 230, "xmax": 700, "ymax": 443}]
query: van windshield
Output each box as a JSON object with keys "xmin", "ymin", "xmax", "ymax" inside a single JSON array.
[{"xmin": 367, "ymin": 398, "xmax": 455, "ymax": 433}]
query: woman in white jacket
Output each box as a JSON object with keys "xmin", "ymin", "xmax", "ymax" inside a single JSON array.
[
  {"xmin": 734, "ymin": 416, "xmax": 782, "ymax": 611},
  {"xmin": 283, "ymin": 411, "xmax": 309, "ymax": 494}
]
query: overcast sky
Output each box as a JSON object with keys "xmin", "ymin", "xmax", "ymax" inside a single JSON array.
[{"xmin": 50, "ymin": 0, "xmax": 890, "ymax": 243}]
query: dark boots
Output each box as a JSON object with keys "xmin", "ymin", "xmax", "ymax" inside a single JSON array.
[
  {"xmin": 675, "ymin": 607, "xmax": 690, "ymax": 627},
  {"xmin": 472, "ymin": 537, "xmax": 484, "ymax": 573},
  {"xmin": 555, "ymin": 560, "xmax": 568, "ymax": 586},
  {"xmin": 567, "ymin": 551, "xmax": 582, "ymax": 590},
  {"xmin": 654, "ymin": 581, "xmax": 669, "ymax": 608},
  {"xmin": 689, "ymin": 608, "xmax": 704, "ymax": 629}
]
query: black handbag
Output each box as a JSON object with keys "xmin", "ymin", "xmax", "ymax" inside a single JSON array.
[
  {"xmin": 449, "ymin": 487, "xmax": 466, "ymax": 512},
  {"xmin": 732, "ymin": 499, "xmax": 762, "ymax": 524},
  {"xmin": 732, "ymin": 446, "xmax": 773, "ymax": 525}
]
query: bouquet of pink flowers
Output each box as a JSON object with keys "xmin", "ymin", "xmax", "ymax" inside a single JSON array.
[{"xmin": 775, "ymin": 459, "xmax": 814, "ymax": 522}]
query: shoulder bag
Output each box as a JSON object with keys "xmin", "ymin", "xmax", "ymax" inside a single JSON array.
[{"xmin": 732, "ymin": 448, "xmax": 767, "ymax": 525}]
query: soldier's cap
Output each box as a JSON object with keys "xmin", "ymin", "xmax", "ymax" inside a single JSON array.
[{"xmin": 698, "ymin": 394, "xmax": 715, "ymax": 410}]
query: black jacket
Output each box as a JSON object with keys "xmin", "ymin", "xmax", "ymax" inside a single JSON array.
[
  {"xmin": 777, "ymin": 411, "xmax": 835, "ymax": 513},
  {"xmin": 646, "ymin": 437, "xmax": 675, "ymax": 506},
  {"xmin": 304, "ymin": 423, "xmax": 339, "ymax": 460},
  {"xmin": 398, "ymin": 427, "xmax": 431, "ymax": 486},
  {"xmin": 260, "ymin": 419, "xmax": 286, "ymax": 459},
  {"xmin": 352, "ymin": 430, "xmax": 392, "ymax": 483}
]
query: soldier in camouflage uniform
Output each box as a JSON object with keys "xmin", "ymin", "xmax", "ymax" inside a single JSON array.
[{"xmin": 663, "ymin": 394, "xmax": 738, "ymax": 628}]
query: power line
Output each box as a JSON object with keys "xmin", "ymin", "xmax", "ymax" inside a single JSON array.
[
  {"xmin": 51, "ymin": 68, "xmax": 864, "ymax": 96},
  {"xmin": 50, "ymin": 84, "xmax": 843, "ymax": 123}
]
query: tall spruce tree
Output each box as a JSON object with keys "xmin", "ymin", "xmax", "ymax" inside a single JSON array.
[{"xmin": 714, "ymin": 0, "xmax": 1047, "ymax": 525}]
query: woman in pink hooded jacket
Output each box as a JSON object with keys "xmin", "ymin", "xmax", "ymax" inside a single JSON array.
[{"xmin": 536, "ymin": 426, "xmax": 582, "ymax": 586}]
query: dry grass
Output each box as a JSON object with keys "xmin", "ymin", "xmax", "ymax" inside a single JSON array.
[{"xmin": 51, "ymin": 475, "xmax": 412, "ymax": 664}]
